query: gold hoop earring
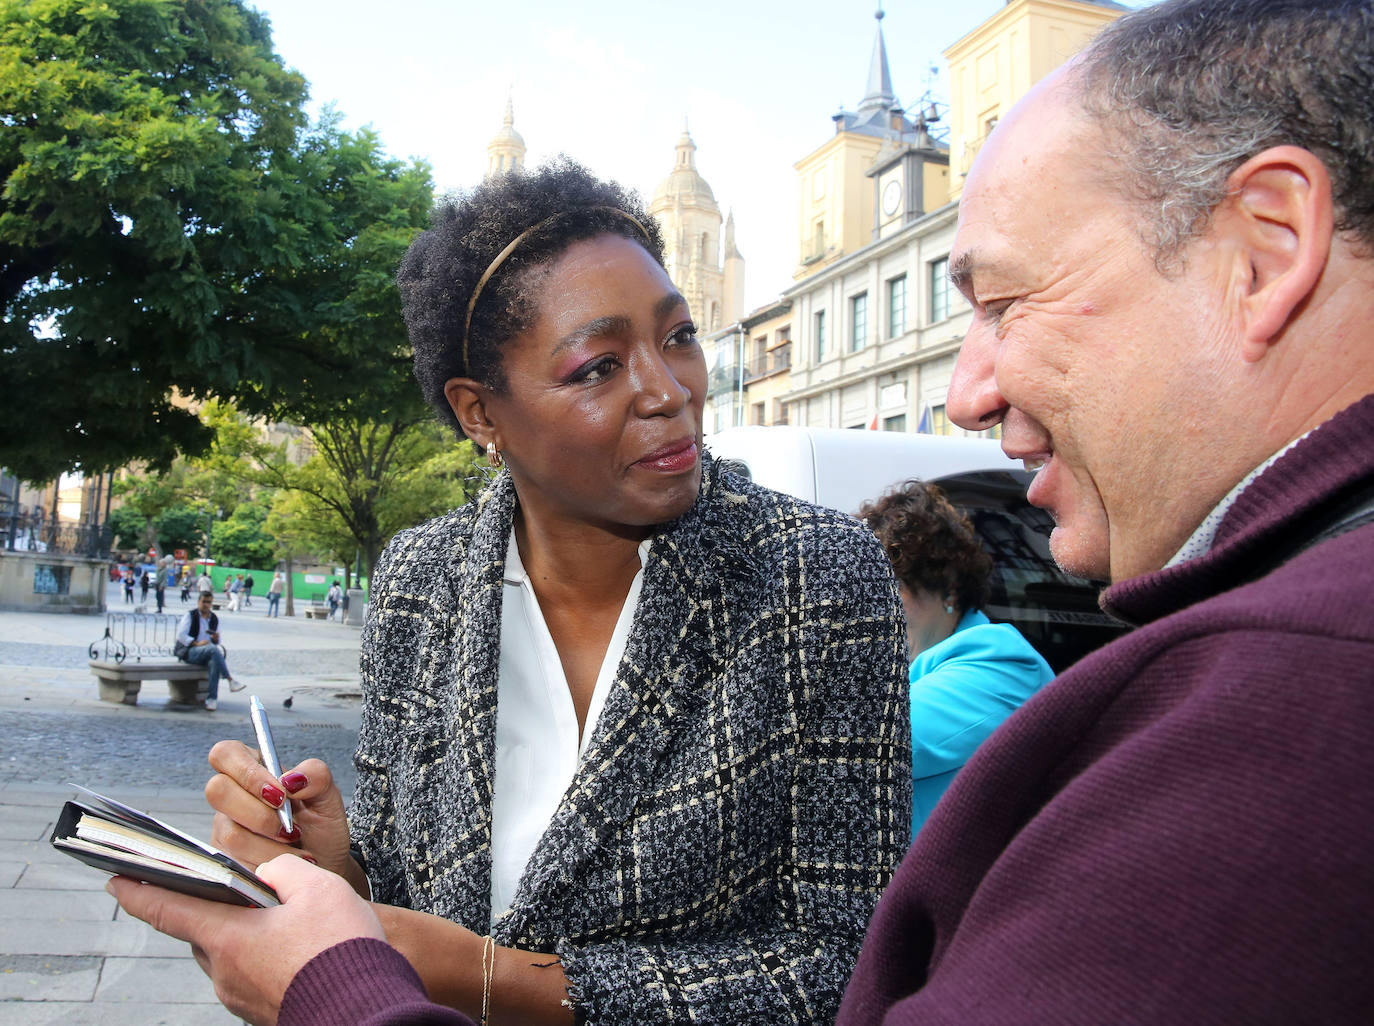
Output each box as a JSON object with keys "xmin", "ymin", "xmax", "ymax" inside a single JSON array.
[{"xmin": 486, "ymin": 441, "xmax": 503, "ymax": 468}]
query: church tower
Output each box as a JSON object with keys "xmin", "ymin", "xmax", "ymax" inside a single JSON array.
[
  {"xmin": 486, "ymin": 96, "xmax": 525, "ymax": 177},
  {"xmin": 648, "ymin": 125, "xmax": 744, "ymax": 331},
  {"xmin": 793, "ymin": 7, "xmax": 949, "ymax": 277}
]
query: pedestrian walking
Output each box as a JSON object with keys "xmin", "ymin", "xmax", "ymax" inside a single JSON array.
[
  {"xmin": 197, "ymin": 569, "xmax": 213, "ymax": 596},
  {"xmin": 139, "ymin": 570, "xmax": 149, "ymax": 604},
  {"xmin": 243, "ymin": 574, "xmax": 254, "ymax": 607},
  {"xmin": 266, "ymin": 572, "xmax": 284, "ymax": 617},
  {"xmin": 326, "ymin": 580, "xmax": 342, "ymax": 621},
  {"xmin": 154, "ymin": 556, "xmax": 171, "ymax": 614},
  {"xmin": 174, "ymin": 590, "xmax": 243, "ymax": 711},
  {"xmin": 122, "ymin": 568, "xmax": 134, "ymax": 603},
  {"xmin": 228, "ymin": 574, "xmax": 243, "ymax": 612}
]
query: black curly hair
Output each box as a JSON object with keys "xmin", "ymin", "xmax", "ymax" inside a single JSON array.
[
  {"xmin": 858, "ymin": 479, "xmax": 993, "ymax": 614},
  {"xmin": 397, "ymin": 157, "xmax": 666, "ymax": 436}
]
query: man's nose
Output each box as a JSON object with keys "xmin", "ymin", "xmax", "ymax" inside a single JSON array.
[{"xmin": 947, "ymin": 321, "xmax": 1009, "ymax": 432}]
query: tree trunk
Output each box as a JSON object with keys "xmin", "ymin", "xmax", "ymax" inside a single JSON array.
[{"xmin": 284, "ymin": 553, "xmax": 295, "ymax": 617}]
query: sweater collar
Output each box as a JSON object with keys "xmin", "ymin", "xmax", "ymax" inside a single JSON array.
[{"xmin": 1102, "ymin": 393, "xmax": 1374, "ymax": 627}]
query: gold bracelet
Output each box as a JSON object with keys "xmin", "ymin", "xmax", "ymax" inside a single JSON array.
[{"xmin": 480, "ymin": 934, "xmax": 495, "ymax": 1025}]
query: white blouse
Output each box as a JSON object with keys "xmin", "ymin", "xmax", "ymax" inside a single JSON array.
[{"xmin": 488, "ymin": 534, "xmax": 650, "ymax": 926}]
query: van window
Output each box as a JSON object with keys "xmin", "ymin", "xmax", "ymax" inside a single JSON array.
[{"xmin": 935, "ymin": 470, "xmax": 1126, "ymax": 672}]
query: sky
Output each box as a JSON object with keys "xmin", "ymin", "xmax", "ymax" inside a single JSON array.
[{"xmin": 244, "ymin": 0, "xmax": 1019, "ymax": 313}]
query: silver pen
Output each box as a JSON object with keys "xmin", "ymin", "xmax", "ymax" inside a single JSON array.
[{"xmin": 249, "ymin": 695, "xmax": 294, "ymax": 835}]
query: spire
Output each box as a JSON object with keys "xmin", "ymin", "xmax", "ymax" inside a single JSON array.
[
  {"xmin": 724, "ymin": 209, "xmax": 742, "ymax": 259},
  {"xmin": 486, "ymin": 92, "xmax": 525, "ymax": 177},
  {"xmin": 858, "ymin": 6, "xmax": 896, "ymax": 115},
  {"xmin": 675, "ymin": 118, "xmax": 698, "ymax": 169}
]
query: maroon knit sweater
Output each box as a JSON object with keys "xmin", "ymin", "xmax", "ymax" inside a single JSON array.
[
  {"xmin": 280, "ymin": 398, "xmax": 1374, "ymax": 1026},
  {"xmin": 836, "ymin": 394, "xmax": 1374, "ymax": 1025}
]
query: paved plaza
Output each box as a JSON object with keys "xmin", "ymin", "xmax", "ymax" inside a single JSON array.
[{"xmin": 0, "ymin": 581, "xmax": 365, "ymax": 1024}]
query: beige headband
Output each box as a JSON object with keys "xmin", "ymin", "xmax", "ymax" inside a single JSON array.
[{"xmin": 461, "ymin": 207, "xmax": 650, "ymax": 373}]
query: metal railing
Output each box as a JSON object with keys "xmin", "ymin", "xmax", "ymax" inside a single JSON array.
[
  {"xmin": 89, "ymin": 612, "xmax": 183, "ymax": 664},
  {"xmin": 1, "ymin": 506, "xmax": 111, "ymax": 559},
  {"xmin": 744, "ymin": 345, "xmax": 792, "ymax": 382}
]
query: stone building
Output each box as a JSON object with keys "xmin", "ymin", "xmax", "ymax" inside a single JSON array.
[
  {"xmin": 775, "ymin": 0, "xmax": 1123, "ymax": 437},
  {"xmin": 486, "ymin": 96, "xmax": 526, "ymax": 177},
  {"xmin": 648, "ymin": 125, "xmax": 745, "ymax": 334}
]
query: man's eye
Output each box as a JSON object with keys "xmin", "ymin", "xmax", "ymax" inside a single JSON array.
[{"xmin": 982, "ymin": 300, "xmax": 1013, "ymax": 324}]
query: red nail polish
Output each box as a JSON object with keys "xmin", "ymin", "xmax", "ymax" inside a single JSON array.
[
  {"xmin": 299, "ymin": 854, "xmax": 317, "ymax": 864},
  {"xmin": 261, "ymin": 784, "xmax": 285, "ymax": 808},
  {"xmin": 281, "ymin": 772, "xmax": 308, "ymax": 794},
  {"xmin": 278, "ymin": 824, "xmax": 302, "ymax": 842}
]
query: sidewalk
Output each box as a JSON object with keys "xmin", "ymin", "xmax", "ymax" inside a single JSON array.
[{"xmin": 0, "ymin": 583, "xmax": 365, "ymax": 1024}]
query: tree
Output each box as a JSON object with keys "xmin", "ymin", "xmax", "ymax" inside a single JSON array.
[
  {"xmin": 0, "ymin": 0, "xmax": 432, "ymax": 482},
  {"xmin": 107, "ymin": 505, "xmax": 148, "ymax": 552},
  {"xmin": 210, "ymin": 500, "xmax": 274, "ymax": 568},
  {"xmin": 154, "ymin": 504, "xmax": 206, "ymax": 556},
  {"xmin": 248, "ymin": 417, "xmax": 482, "ymax": 580}
]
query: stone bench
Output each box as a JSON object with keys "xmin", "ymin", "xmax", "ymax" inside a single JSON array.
[
  {"xmin": 303, "ymin": 607, "xmax": 331, "ymax": 620},
  {"xmin": 89, "ymin": 659, "xmax": 209, "ymax": 707}
]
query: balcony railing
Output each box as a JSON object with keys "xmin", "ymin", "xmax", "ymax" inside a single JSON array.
[
  {"xmin": 745, "ymin": 344, "xmax": 792, "ymax": 382},
  {"xmin": 707, "ymin": 364, "xmax": 741, "ymax": 398},
  {"xmin": 1, "ymin": 507, "xmax": 111, "ymax": 559}
]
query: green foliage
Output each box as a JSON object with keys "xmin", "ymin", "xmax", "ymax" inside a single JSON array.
[
  {"xmin": 0, "ymin": 0, "xmax": 434, "ymax": 482},
  {"xmin": 154, "ymin": 504, "xmax": 204, "ymax": 556},
  {"xmin": 249, "ymin": 417, "xmax": 482, "ymax": 576},
  {"xmin": 107, "ymin": 504, "xmax": 149, "ymax": 550},
  {"xmin": 211, "ymin": 500, "xmax": 274, "ymax": 569}
]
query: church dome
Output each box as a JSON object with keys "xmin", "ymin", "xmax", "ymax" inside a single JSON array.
[
  {"xmin": 486, "ymin": 97, "xmax": 526, "ymax": 177},
  {"xmin": 651, "ymin": 126, "xmax": 717, "ymax": 210},
  {"xmin": 489, "ymin": 98, "xmax": 525, "ymax": 150}
]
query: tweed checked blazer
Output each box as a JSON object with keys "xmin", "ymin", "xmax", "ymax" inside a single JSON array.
[{"xmin": 350, "ymin": 455, "xmax": 912, "ymax": 1025}]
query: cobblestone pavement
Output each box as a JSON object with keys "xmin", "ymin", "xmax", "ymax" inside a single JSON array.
[
  {"xmin": 0, "ymin": 587, "xmax": 368, "ymax": 1023},
  {"xmin": 0, "ymin": 640, "xmax": 360, "ymax": 678},
  {"xmin": 0, "ymin": 703, "xmax": 359, "ymax": 797}
]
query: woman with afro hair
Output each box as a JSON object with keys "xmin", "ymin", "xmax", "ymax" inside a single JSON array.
[
  {"xmin": 860, "ymin": 480, "xmax": 1054, "ymax": 836},
  {"xmin": 130, "ymin": 158, "xmax": 911, "ymax": 1026}
]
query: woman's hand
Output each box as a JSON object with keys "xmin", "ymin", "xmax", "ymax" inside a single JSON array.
[
  {"xmin": 205, "ymin": 741, "xmax": 357, "ymax": 883},
  {"xmin": 109, "ymin": 854, "xmax": 386, "ymax": 1026}
]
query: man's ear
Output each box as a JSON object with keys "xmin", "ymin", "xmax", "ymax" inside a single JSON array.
[
  {"xmin": 443, "ymin": 378, "xmax": 498, "ymax": 449},
  {"xmin": 1221, "ymin": 145, "xmax": 1334, "ymax": 362}
]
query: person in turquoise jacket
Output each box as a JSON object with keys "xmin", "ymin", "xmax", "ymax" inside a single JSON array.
[{"xmin": 862, "ymin": 480, "xmax": 1055, "ymax": 835}]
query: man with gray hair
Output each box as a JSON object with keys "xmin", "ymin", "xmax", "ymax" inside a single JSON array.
[{"xmin": 839, "ymin": 0, "xmax": 1374, "ymax": 1022}]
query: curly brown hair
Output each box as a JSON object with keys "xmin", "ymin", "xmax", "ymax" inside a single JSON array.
[
  {"xmin": 859, "ymin": 479, "xmax": 992, "ymax": 614},
  {"xmin": 397, "ymin": 157, "xmax": 665, "ymax": 437}
]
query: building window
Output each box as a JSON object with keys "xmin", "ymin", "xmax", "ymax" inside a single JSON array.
[
  {"xmin": 751, "ymin": 402, "xmax": 765, "ymax": 426},
  {"xmin": 850, "ymin": 292, "xmax": 868, "ymax": 352},
  {"xmin": 883, "ymin": 414, "xmax": 906, "ymax": 432},
  {"xmin": 815, "ymin": 310, "xmax": 827, "ymax": 360},
  {"xmin": 887, "ymin": 274, "xmax": 907, "ymax": 337},
  {"xmin": 930, "ymin": 256, "xmax": 951, "ymax": 323}
]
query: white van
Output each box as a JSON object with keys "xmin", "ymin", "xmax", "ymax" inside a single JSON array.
[{"xmin": 706, "ymin": 426, "xmax": 1126, "ymax": 671}]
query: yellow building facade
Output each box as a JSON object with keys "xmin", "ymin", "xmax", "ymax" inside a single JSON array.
[
  {"xmin": 775, "ymin": 0, "xmax": 1123, "ymax": 437},
  {"xmin": 793, "ymin": 10, "xmax": 951, "ymax": 279},
  {"xmin": 945, "ymin": 0, "xmax": 1124, "ymax": 199}
]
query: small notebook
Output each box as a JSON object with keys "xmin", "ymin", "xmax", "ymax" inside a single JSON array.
[{"xmin": 50, "ymin": 785, "xmax": 279, "ymax": 908}]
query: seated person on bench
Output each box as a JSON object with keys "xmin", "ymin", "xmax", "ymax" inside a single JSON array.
[{"xmin": 175, "ymin": 591, "xmax": 243, "ymax": 710}]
